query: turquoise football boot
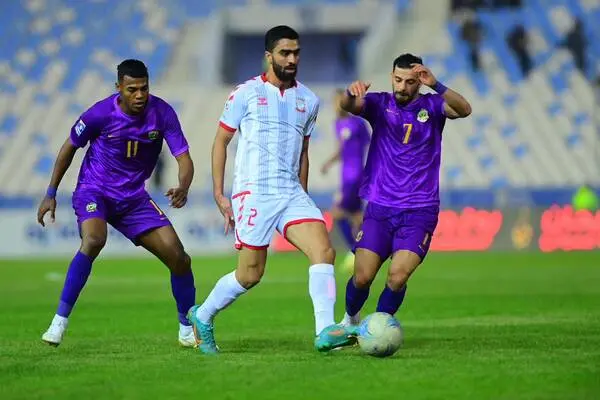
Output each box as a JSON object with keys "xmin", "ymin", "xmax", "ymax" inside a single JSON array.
[
  {"xmin": 187, "ymin": 305, "xmax": 219, "ymax": 354},
  {"xmin": 315, "ymin": 324, "xmax": 357, "ymax": 352}
]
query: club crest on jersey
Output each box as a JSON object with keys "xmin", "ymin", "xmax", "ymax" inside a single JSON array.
[
  {"xmin": 75, "ymin": 119, "xmax": 86, "ymax": 136},
  {"xmin": 258, "ymin": 97, "xmax": 268, "ymax": 106},
  {"xmin": 296, "ymin": 98, "xmax": 306, "ymax": 113},
  {"xmin": 148, "ymin": 130, "xmax": 159, "ymax": 140},
  {"xmin": 86, "ymin": 202, "xmax": 97, "ymax": 213},
  {"xmin": 417, "ymin": 109, "xmax": 429, "ymax": 123}
]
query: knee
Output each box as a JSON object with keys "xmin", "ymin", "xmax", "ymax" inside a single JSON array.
[
  {"xmin": 170, "ymin": 248, "xmax": 191, "ymax": 275},
  {"xmin": 354, "ymin": 266, "xmax": 375, "ymax": 289},
  {"xmin": 81, "ymin": 234, "xmax": 106, "ymax": 257},
  {"xmin": 387, "ymin": 267, "xmax": 411, "ymax": 291},
  {"xmin": 236, "ymin": 261, "xmax": 265, "ymax": 289},
  {"xmin": 310, "ymin": 246, "xmax": 336, "ymax": 265}
]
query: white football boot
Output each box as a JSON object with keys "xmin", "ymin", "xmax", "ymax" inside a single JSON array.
[
  {"xmin": 178, "ymin": 324, "xmax": 200, "ymax": 348},
  {"xmin": 42, "ymin": 315, "xmax": 68, "ymax": 347}
]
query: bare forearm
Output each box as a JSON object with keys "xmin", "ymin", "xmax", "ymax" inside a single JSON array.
[
  {"xmin": 176, "ymin": 154, "xmax": 194, "ymax": 192},
  {"xmin": 48, "ymin": 139, "xmax": 77, "ymax": 190},
  {"xmin": 299, "ymin": 153, "xmax": 309, "ymax": 192},
  {"xmin": 211, "ymin": 139, "xmax": 228, "ymax": 197},
  {"xmin": 442, "ymin": 88, "xmax": 472, "ymax": 117},
  {"xmin": 326, "ymin": 150, "xmax": 341, "ymax": 165}
]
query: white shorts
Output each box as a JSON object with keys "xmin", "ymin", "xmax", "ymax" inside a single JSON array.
[{"xmin": 231, "ymin": 188, "xmax": 324, "ymax": 250}]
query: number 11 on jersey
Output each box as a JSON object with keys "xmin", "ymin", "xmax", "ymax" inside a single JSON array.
[{"xmin": 127, "ymin": 140, "xmax": 139, "ymax": 158}]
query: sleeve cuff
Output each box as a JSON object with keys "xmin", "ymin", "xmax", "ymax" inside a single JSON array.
[
  {"xmin": 172, "ymin": 146, "xmax": 189, "ymax": 158},
  {"xmin": 219, "ymin": 121, "xmax": 236, "ymax": 133},
  {"xmin": 70, "ymin": 136, "xmax": 82, "ymax": 148}
]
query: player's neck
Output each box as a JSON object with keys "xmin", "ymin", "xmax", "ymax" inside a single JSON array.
[
  {"xmin": 117, "ymin": 97, "xmax": 141, "ymax": 117},
  {"xmin": 264, "ymin": 70, "xmax": 294, "ymax": 90}
]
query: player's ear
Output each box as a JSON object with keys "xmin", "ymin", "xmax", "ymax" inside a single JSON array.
[{"xmin": 115, "ymin": 81, "xmax": 119, "ymax": 91}]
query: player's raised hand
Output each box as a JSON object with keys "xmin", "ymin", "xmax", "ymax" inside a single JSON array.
[
  {"xmin": 166, "ymin": 187, "xmax": 188, "ymax": 208},
  {"xmin": 37, "ymin": 196, "xmax": 57, "ymax": 227},
  {"xmin": 347, "ymin": 81, "xmax": 371, "ymax": 98},
  {"xmin": 214, "ymin": 194, "xmax": 235, "ymax": 234},
  {"xmin": 411, "ymin": 64, "xmax": 437, "ymax": 87}
]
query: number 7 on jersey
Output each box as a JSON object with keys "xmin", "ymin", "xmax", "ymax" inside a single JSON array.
[{"xmin": 402, "ymin": 123, "xmax": 413, "ymax": 144}]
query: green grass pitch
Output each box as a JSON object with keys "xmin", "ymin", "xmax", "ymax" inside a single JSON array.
[{"xmin": 1, "ymin": 251, "xmax": 599, "ymax": 399}]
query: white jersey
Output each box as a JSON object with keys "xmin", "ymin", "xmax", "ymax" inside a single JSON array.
[{"xmin": 219, "ymin": 74, "xmax": 320, "ymax": 195}]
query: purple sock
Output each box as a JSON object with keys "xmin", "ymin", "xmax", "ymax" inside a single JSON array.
[
  {"xmin": 337, "ymin": 218, "xmax": 355, "ymax": 249},
  {"xmin": 376, "ymin": 284, "xmax": 407, "ymax": 315},
  {"xmin": 56, "ymin": 251, "xmax": 94, "ymax": 318},
  {"xmin": 345, "ymin": 276, "xmax": 370, "ymax": 316},
  {"xmin": 171, "ymin": 270, "xmax": 196, "ymax": 326}
]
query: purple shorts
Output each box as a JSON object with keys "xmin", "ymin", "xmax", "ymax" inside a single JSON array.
[
  {"xmin": 72, "ymin": 190, "xmax": 171, "ymax": 245},
  {"xmin": 354, "ymin": 203, "xmax": 439, "ymax": 260},
  {"xmin": 335, "ymin": 181, "xmax": 362, "ymax": 213}
]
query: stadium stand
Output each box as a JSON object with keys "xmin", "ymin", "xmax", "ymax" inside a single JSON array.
[{"xmin": 0, "ymin": 0, "xmax": 597, "ymax": 204}]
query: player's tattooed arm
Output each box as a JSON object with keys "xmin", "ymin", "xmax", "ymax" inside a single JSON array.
[
  {"xmin": 212, "ymin": 125, "xmax": 235, "ymax": 233},
  {"xmin": 341, "ymin": 81, "xmax": 371, "ymax": 115},
  {"xmin": 441, "ymin": 88, "xmax": 472, "ymax": 119},
  {"xmin": 412, "ymin": 63, "xmax": 472, "ymax": 119},
  {"xmin": 37, "ymin": 138, "xmax": 78, "ymax": 226},
  {"xmin": 299, "ymin": 136, "xmax": 310, "ymax": 192}
]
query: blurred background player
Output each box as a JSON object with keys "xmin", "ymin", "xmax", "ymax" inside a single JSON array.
[
  {"xmin": 321, "ymin": 89, "xmax": 370, "ymax": 272},
  {"xmin": 334, "ymin": 54, "xmax": 472, "ymax": 330},
  {"xmin": 187, "ymin": 26, "xmax": 355, "ymax": 354},
  {"xmin": 37, "ymin": 60, "xmax": 197, "ymax": 348}
]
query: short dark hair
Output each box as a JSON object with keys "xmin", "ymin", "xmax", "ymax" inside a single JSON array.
[
  {"xmin": 393, "ymin": 53, "xmax": 423, "ymax": 70},
  {"xmin": 265, "ymin": 25, "xmax": 299, "ymax": 52},
  {"xmin": 117, "ymin": 59, "xmax": 148, "ymax": 81}
]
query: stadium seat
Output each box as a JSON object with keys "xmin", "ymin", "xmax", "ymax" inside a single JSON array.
[{"xmin": 0, "ymin": 0, "xmax": 597, "ymax": 195}]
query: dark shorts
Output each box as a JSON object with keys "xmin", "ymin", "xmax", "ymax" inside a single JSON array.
[
  {"xmin": 353, "ymin": 203, "xmax": 439, "ymax": 261},
  {"xmin": 334, "ymin": 181, "xmax": 362, "ymax": 213},
  {"xmin": 72, "ymin": 189, "xmax": 171, "ymax": 245}
]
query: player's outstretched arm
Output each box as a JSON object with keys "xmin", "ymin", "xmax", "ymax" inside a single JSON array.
[
  {"xmin": 212, "ymin": 125, "xmax": 235, "ymax": 233},
  {"xmin": 299, "ymin": 136, "xmax": 310, "ymax": 192},
  {"xmin": 37, "ymin": 138, "xmax": 78, "ymax": 226},
  {"xmin": 340, "ymin": 81, "xmax": 371, "ymax": 115},
  {"xmin": 166, "ymin": 152, "xmax": 194, "ymax": 209}
]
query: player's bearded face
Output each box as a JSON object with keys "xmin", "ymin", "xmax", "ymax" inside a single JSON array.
[
  {"xmin": 268, "ymin": 39, "xmax": 300, "ymax": 82},
  {"xmin": 391, "ymin": 68, "xmax": 420, "ymax": 105},
  {"xmin": 117, "ymin": 76, "xmax": 149, "ymax": 115}
]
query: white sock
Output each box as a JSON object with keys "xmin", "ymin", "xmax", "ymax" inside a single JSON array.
[
  {"xmin": 196, "ymin": 271, "xmax": 247, "ymax": 324},
  {"xmin": 179, "ymin": 323, "xmax": 192, "ymax": 336},
  {"xmin": 308, "ymin": 263, "xmax": 336, "ymax": 335},
  {"xmin": 51, "ymin": 314, "xmax": 68, "ymax": 327},
  {"xmin": 341, "ymin": 312, "xmax": 361, "ymax": 326}
]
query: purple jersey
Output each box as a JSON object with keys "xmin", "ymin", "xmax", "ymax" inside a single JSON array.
[
  {"xmin": 358, "ymin": 92, "xmax": 446, "ymax": 208},
  {"xmin": 70, "ymin": 94, "xmax": 189, "ymax": 199},
  {"xmin": 335, "ymin": 115, "xmax": 370, "ymax": 184}
]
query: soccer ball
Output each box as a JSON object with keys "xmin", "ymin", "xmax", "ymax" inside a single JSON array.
[{"xmin": 357, "ymin": 312, "xmax": 403, "ymax": 358}]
